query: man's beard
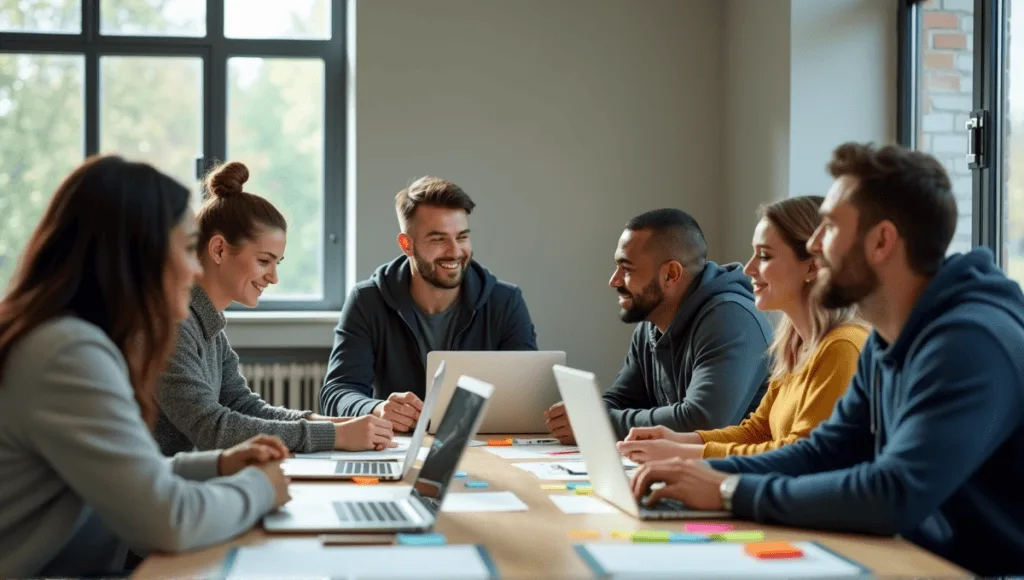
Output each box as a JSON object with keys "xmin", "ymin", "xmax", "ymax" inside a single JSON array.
[
  {"xmin": 818, "ymin": 241, "xmax": 879, "ymax": 309},
  {"xmin": 413, "ymin": 250, "xmax": 471, "ymax": 290},
  {"xmin": 617, "ymin": 278, "xmax": 665, "ymax": 323}
]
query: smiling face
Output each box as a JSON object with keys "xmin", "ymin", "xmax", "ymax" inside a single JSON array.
[
  {"xmin": 743, "ymin": 218, "xmax": 814, "ymax": 313},
  {"xmin": 608, "ymin": 229, "xmax": 668, "ymax": 323},
  {"xmin": 207, "ymin": 227, "xmax": 286, "ymax": 308},
  {"xmin": 400, "ymin": 204, "xmax": 473, "ymax": 290},
  {"xmin": 807, "ymin": 175, "xmax": 880, "ymax": 309}
]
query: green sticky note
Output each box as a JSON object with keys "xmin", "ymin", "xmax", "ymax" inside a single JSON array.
[
  {"xmin": 631, "ymin": 530, "xmax": 672, "ymax": 543},
  {"xmin": 709, "ymin": 530, "xmax": 765, "ymax": 542}
]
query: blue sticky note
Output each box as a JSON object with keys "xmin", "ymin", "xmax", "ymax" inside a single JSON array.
[
  {"xmin": 669, "ymin": 532, "xmax": 712, "ymax": 543},
  {"xmin": 396, "ymin": 532, "xmax": 446, "ymax": 546},
  {"xmin": 465, "ymin": 480, "xmax": 489, "ymax": 488},
  {"xmin": 454, "ymin": 471, "xmax": 468, "ymax": 478},
  {"xmin": 566, "ymin": 482, "xmax": 591, "ymax": 490}
]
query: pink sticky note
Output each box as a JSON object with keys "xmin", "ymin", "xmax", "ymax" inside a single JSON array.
[{"xmin": 685, "ymin": 523, "xmax": 734, "ymax": 533}]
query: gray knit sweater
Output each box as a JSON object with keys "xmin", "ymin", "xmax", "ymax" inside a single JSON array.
[
  {"xmin": 155, "ymin": 285, "xmax": 336, "ymax": 454},
  {"xmin": 0, "ymin": 316, "xmax": 275, "ymax": 578}
]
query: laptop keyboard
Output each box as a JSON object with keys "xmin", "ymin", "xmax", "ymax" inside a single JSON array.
[
  {"xmin": 639, "ymin": 496, "xmax": 691, "ymax": 518},
  {"xmin": 336, "ymin": 461, "xmax": 394, "ymax": 476},
  {"xmin": 333, "ymin": 501, "xmax": 411, "ymax": 524}
]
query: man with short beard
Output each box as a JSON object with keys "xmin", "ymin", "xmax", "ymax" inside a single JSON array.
[
  {"xmin": 320, "ymin": 177, "xmax": 537, "ymax": 427},
  {"xmin": 628, "ymin": 143, "xmax": 1024, "ymax": 577},
  {"xmin": 545, "ymin": 209, "xmax": 772, "ymax": 444}
]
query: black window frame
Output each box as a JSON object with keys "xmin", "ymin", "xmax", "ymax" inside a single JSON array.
[
  {"xmin": 897, "ymin": 0, "xmax": 1009, "ymax": 263},
  {"xmin": 0, "ymin": 0, "xmax": 347, "ymax": 311}
]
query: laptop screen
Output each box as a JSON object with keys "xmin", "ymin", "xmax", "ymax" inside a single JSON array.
[{"xmin": 411, "ymin": 383, "xmax": 487, "ymax": 515}]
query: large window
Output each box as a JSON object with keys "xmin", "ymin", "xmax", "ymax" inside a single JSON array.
[
  {"xmin": 0, "ymin": 0, "xmax": 345, "ymax": 309},
  {"xmin": 900, "ymin": 0, "xmax": 1017, "ymax": 280}
]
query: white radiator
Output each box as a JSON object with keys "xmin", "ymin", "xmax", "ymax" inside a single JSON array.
[{"xmin": 240, "ymin": 362, "xmax": 329, "ymax": 414}]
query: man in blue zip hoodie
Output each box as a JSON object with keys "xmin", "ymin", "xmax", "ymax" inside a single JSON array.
[
  {"xmin": 320, "ymin": 177, "xmax": 537, "ymax": 428},
  {"xmin": 545, "ymin": 209, "xmax": 772, "ymax": 443},
  {"xmin": 629, "ymin": 143, "xmax": 1024, "ymax": 576}
]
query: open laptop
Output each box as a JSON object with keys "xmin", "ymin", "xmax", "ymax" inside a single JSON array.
[
  {"xmin": 552, "ymin": 364, "xmax": 730, "ymax": 520},
  {"xmin": 425, "ymin": 351, "xmax": 565, "ymax": 434},
  {"xmin": 264, "ymin": 375, "xmax": 494, "ymax": 533},
  {"xmin": 282, "ymin": 362, "xmax": 446, "ymax": 481}
]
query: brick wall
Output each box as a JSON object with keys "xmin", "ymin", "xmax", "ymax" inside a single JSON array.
[{"xmin": 917, "ymin": 0, "xmax": 975, "ymax": 254}]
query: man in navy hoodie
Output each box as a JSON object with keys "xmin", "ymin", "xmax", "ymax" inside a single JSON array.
[
  {"xmin": 630, "ymin": 142, "xmax": 1024, "ymax": 576},
  {"xmin": 320, "ymin": 177, "xmax": 537, "ymax": 428},
  {"xmin": 545, "ymin": 209, "xmax": 772, "ymax": 443}
]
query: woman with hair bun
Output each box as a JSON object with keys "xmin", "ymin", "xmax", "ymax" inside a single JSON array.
[{"xmin": 154, "ymin": 161, "xmax": 397, "ymax": 457}]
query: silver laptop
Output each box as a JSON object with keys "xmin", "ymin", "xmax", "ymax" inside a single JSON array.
[
  {"xmin": 425, "ymin": 351, "xmax": 565, "ymax": 434},
  {"xmin": 264, "ymin": 375, "xmax": 494, "ymax": 533},
  {"xmin": 552, "ymin": 364, "xmax": 730, "ymax": 520},
  {"xmin": 283, "ymin": 362, "xmax": 446, "ymax": 481}
]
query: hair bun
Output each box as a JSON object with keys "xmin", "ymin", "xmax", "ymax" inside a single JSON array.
[{"xmin": 206, "ymin": 161, "xmax": 249, "ymax": 198}]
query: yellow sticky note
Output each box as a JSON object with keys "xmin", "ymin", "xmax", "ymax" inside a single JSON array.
[
  {"xmin": 574, "ymin": 487, "xmax": 594, "ymax": 495},
  {"xmin": 542, "ymin": 484, "xmax": 568, "ymax": 491},
  {"xmin": 569, "ymin": 529, "xmax": 602, "ymax": 540},
  {"xmin": 610, "ymin": 530, "xmax": 632, "ymax": 539}
]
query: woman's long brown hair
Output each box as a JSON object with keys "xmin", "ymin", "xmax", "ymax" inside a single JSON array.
[{"xmin": 0, "ymin": 155, "xmax": 192, "ymax": 427}]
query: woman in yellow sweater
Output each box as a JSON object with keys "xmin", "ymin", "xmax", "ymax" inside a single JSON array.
[{"xmin": 616, "ymin": 196, "xmax": 868, "ymax": 462}]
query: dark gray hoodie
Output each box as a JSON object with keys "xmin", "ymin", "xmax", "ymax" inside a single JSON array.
[
  {"xmin": 602, "ymin": 261, "xmax": 772, "ymax": 437},
  {"xmin": 320, "ymin": 256, "xmax": 537, "ymax": 417}
]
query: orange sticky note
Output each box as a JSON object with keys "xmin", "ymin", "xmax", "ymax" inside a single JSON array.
[
  {"xmin": 569, "ymin": 529, "xmax": 602, "ymax": 540},
  {"xmin": 744, "ymin": 541, "xmax": 804, "ymax": 559},
  {"xmin": 488, "ymin": 438, "xmax": 513, "ymax": 446},
  {"xmin": 352, "ymin": 476, "xmax": 380, "ymax": 485}
]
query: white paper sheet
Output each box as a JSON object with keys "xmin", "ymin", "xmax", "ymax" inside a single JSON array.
[
  {"xmin": 575, "ymin": 541, "xmax": 868, "ymax": 579},
  {"xmin": 441, "ymin": 491, "xmax": 529, "ymax": 513},
  {"xmin": 482, "ymin": 444, "xmax": 580, "ymax": 460},
  {"xmin": 549, "ymin": 494, "xmax": 618, "ymax": 514},
  {"xmin": 512, "ymin": 461, "xmax": 591, "ymax": 481},
  {"xmin": 225, "ymin": 538, "xmax": 496, "ymax": 579}
]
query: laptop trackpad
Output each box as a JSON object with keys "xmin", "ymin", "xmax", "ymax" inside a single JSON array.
[{"xmin": 282, "ymin": 458, "xmax": 338, "ymax": 477}]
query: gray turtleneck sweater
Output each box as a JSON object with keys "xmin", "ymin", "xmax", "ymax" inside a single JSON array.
[{"xmin": 154, "ymin": 286, "xmax": 336, "ymax": 455}]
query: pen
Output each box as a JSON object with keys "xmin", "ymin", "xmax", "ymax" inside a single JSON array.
[
  {"xmin": 513, "ymin": 438, "xmax": 559, "ymax": 445},
  {"xmin": 547, "ymin": 450, "xmax": 581, "ymax": 456}
]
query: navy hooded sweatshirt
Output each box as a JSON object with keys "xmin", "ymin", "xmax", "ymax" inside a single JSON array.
[
  {"xmin": 602, "ymin": 261, "xmax": 773, "ymax": 438},
  {"xmin": 709, "ymin": 248, "xmax": 1024, "ymax": 576},
  {"xmin": 320, "ymin": 256, "xmax": 537, "ymax": 417}
]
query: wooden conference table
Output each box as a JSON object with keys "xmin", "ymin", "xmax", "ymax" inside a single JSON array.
[{"xmin": 136, "ymin": 437, "xmax": 968, "ymax": 579}]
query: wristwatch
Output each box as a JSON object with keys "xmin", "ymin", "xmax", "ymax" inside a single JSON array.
[{"xmin": 719, "ymin": 474, "xmax": 741, "ymax": 512}]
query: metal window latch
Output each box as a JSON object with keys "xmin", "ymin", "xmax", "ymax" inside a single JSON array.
[{"xmin": 965, "ymin": 110, "xmax": 988, "ymax": 170}]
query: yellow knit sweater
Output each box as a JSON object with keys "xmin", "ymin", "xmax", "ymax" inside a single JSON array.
[{"xmin": 696, "ymin": 323, "xmax": 868, "ymax": 458}]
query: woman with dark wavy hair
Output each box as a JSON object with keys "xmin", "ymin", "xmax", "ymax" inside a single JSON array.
[{"xmin": 0, "ymin": 156, "xmax": 290, "ymax": 578}]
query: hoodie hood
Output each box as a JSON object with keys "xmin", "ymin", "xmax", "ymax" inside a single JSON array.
[
  {"xmin": 874, "ymin": 247, "xmax": 1024, "ymax": 363},
  {"xmin": 370, "ymin": 255, "xmax": 497, "ymax": 315},
  {"xmin": 657, "ymin": 261, "xmax": 757, "ymax": 341}
]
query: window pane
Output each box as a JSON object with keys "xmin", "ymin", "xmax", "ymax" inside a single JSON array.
[
  {"xmin": 1005, "ymin": 0, "xmax": 1022, "ymax": 281},
  {"xmin": 0, "ymin": 54, "xmax": 84, "ymax": 292},
  {"xmin": 0, "ymin": 0, "xmax": 81, "ymax": 34},
  {"xmin": 224, "ymin": 0, "xmax": 330, "ymax": 40},
  {"xmin": 228, "ymin": 57, "xmax": 325, "ymax": 301},
  {"xmin": 100, "ymin": 56, "xmax": 202, "ymax": 191},
  {"xmin": 100, "ymin": 0, "xmax": 205, "ymax": 37},
  {"xmin": 915, "ymin": 0, "xmax": 975, "ymax": 254}
]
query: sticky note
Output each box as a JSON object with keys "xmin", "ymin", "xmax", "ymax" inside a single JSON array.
[
  {"xmin": 569, "ymin": 529, "xmax": 602, "ymax": 540},
  {"xmin": 685, "ymin": 522, "xmax": 734, "ymax": 533},
  {"xmin": 454, "ymin": 471, "xmax": 468, "ymax": 478},
  {"xmin": 396, "ymin": 532, "xmax": 446, "ymax": 546},
  {"xmin": 710, "ymin": 530, "xmax": 765, "ymax": 542},
  {"xmin": 565, "ymin": 482, "xmax": 591, "ymax": 490},
  {"xmin": 488, "ymin": 438, "xmax": 513, "ymax": 446},
  {"xmin": 574, "ymin": 487, "xmax": 594, "ymax": 496},
  {"xmin": 745, "ymin": 541, "xmax": 804, "ymax": 559},
  {"xmin": 351, "ymin": 476, "xmax": 379, "ymax": 485},
  {"xmin": 542, "ymin": 484, "xmax": 568, "ymax": 491},
  {"xmin": 465, "ymin": 480, "xmax": 489, "ymax": 489},
  {"xmin": 669, "ymin": 532, "xmax": 713, "ymax": 543},
  {"xmin": 631, "ymin": 530, "xmax": 672, "ymax": 543},
  {"xmin": 610, "ymin": 530, "xmax": 632, "ymax": 539}
]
